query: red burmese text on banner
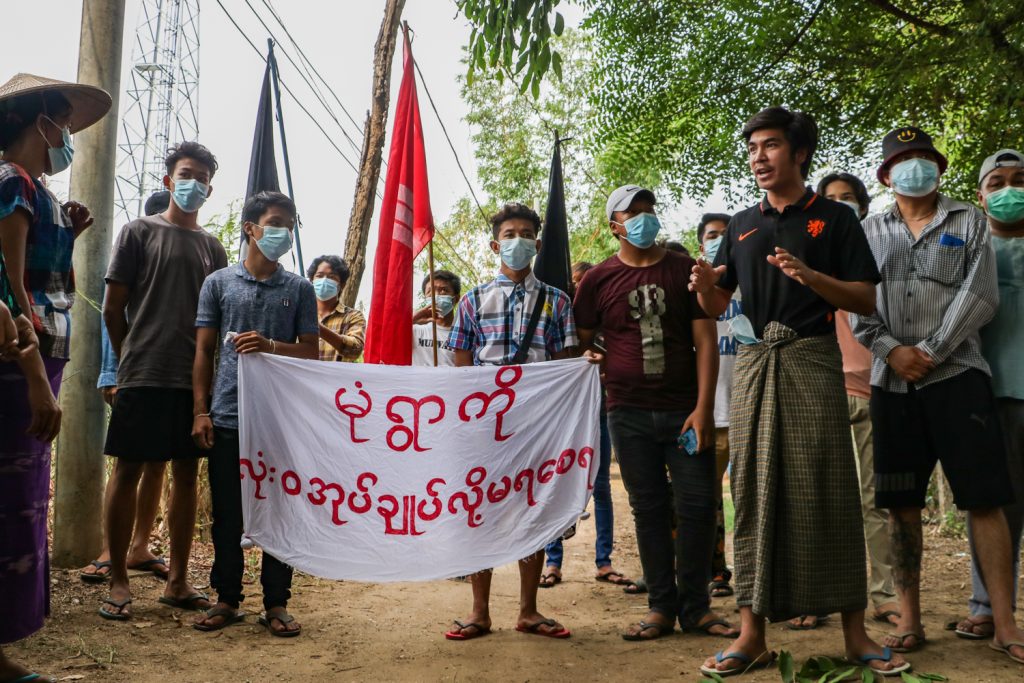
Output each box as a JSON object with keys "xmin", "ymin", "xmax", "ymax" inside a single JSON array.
[{"xmin": 364, "ymin": 28, "xmax": 435, "ymax": 365}]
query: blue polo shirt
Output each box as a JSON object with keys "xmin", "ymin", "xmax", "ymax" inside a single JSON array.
[{"xmin": 196, "ymin": 262, "xmax": 318, "ymax": 429}]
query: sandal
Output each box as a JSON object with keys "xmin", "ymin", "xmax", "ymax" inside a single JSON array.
[
  {"xmin": 885, "ymin": 631, "xmax": 926, "ymax": 653},
  {"xmin": 193, "ymin": 606, "xmax": 247, "ymax": 632},
  {"xmin": 699, "ymin": 650, "xmax": 777, "ymax": 677},
  {"xmin": 98, "ymin": 597, "xmax": 132, "ymax": 621},
  {"xmin": 158, "ymin": 592, "xmax": 212, "ymax": 611},
  {"xmin": 621, "ymin": 620, "xmax": 674, "ymax": 641},
  {"xmin": 989, "ymin": 640, "xmax": 1024, "ymax": 665},
  {"xmin": 128, "ymin": 557, "xmax": 169, "ymax": 581},
  {"xmin": 853, "ymin": 647, "xmax": 912, "ymax": 677},
  {"xmin": 6, "ymin": 674, "xmax": 56, "ymax": 683},
  {"xmin": 538, "ymin": 571, "xmax": 562, "ymax": 588},
  {"xmin": 515, "ymin": 618, "xmax": 571, "ymax": 639},
  {"xmin": 79, "ymin": 560, "xmax": 111, "ymax": 584},
  {"xmin": 622, "ymin": 577, "xmax": 648, "ymax": 595},
  {"xmin": 595, "ymin": 570, "xmax": 633, "ymax": 586},
  {"xmin": 709, "ymin": 576, "xmax": 734, "ymax": 598},
  {"xmin": 258, "ymin": 610, "xmax": 301, "ymax": 638},
  {"xmin": 684, "ymin": 616, "xmax": 739, "ymax": 638},
  {"xmin": 786, "ymin": 614, "xmax": 829, "ymax": 630},
  {"xmin": 952, "ymin": 616, "xmax": 994, "ymax": 640},
  {"xmin": 873, "ymin": 609, "xmax": 901, "ymax": 625},
  {"xmin": 444, "ymin": 620, "xmax": 491, "ymax": 641}
]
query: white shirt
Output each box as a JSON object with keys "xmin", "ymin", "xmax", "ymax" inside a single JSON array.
[
  {"xmin": 715, "ymin": 290, "xmax": 742, "ymax": 428},
  {"xmin": 411, "ymin": 323, "xmax": 456, "ymax": 367}
]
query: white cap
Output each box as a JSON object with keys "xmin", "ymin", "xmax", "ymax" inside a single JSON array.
[
  {"xmin": 605, "ymin": 185, "xmax": 656, "ymax": 221},
  {"xmin": 979, "ymin": 149, "xmax": 1024, "ymax": 186}
]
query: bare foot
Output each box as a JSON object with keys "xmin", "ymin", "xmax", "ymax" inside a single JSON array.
[
  {"xmin": 691, "ymin": 611, "xmax": 740, "ymax": 637},
  {"xmin": 788, "ymin": 614, "xmax": 827, "ymax": 629},
  {"xmin": 873, "ymin": 602, "xmax": 901, "ymax": 626}
]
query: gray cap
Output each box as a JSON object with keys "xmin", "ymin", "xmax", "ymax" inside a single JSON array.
[
  {"xmin": 979, "ymin": 149, "xmax": 1024, "ymax": 185},
  {"xmin": 605, "ymin": 184, "xmax": 656, "ymax": 221}
]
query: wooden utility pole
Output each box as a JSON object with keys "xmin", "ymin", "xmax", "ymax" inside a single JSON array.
[
  {"xmin": 340, "ymin": 0, "xmax": 407, "ymax": 307},
  {"xmin": 53, "ymin": 0, "xmax": 126, "ymax": 567}
]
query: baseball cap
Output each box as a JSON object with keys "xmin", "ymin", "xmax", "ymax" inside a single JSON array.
[
  {"xmin": 877, "ymin": 126, "xmax": 948, "ymax": 183},
  {"xmin": 605, "ymin": 185, "xmax": 656, "ymax": 221},
  {"xmin": 978, "ymin": 149, "xmax": 1024, "ymax": 186}
]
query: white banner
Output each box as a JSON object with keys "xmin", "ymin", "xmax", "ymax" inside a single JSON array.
[{"xmin": 237, "ymin": 355, "xmax": 601, "ymax": 582}]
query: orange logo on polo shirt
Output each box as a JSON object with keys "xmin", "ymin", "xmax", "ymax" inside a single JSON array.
[
  {"xmin": 738, "ymin": 228, "xmax": 758, "ymax": 241},
  {"xmin": 897, "ymin": 129, "xmax": 916, "ymax": 142},
  {"xmin": 807, "ymin": 219, "xmax": 825, "ymax": 238}
]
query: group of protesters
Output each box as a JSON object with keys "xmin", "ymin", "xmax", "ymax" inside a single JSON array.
[{"xmin": 1, "ymin": 70, "xmax": 1023, "ymax": 683}]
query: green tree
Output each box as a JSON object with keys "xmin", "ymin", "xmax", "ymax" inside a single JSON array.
[
  {"xmin": 460, "ymin": 0, "xmax": 1024, "ymax": 201},
  {"xmin": 204, "ymin": 201, "xmax": 241, "ymax": 265}
]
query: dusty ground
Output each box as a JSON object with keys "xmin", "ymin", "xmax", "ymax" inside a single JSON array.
[{"xmin": 10, "ymin": 464, "xmax": 1024, "ymax": 683}]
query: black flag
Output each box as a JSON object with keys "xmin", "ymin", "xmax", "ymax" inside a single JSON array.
[
  {"xmin": 534, "ymin": 135, "xmax": 572, "ymax": 296},
  {"xmin": 246, "ymin": 61, "xmax": 281, "ymax": 199}
]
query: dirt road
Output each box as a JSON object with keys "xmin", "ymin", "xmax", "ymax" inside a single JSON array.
[{"xmin": 10, "ymin": 464, "xmax": 1022, "ymax": 682}]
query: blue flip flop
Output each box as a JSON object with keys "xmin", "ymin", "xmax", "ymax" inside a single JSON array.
[
  {"xmin": 10, "ymin": 672, "xmax": 56, "ymax": 682},
  {"xmin": 699, "ymin": 650, "xmax": 776, "ymax": 677},
  {"xmin": 856, "ymin": 647, "xmax": 912, "ymax": 677}
]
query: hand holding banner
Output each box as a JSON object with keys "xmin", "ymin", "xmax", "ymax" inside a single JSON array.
[{"xmin": 238, "ymin": 356, "xmax": 601, "ymax": 582}]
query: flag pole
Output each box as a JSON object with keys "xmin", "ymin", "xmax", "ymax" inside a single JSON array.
[
  {"xmin": 427, "ymin": 239, "xmax": 439, "ymax": 367},
  {"xmin": 267, "ymin": 38, "xmax": 305, "ymax": 271}
]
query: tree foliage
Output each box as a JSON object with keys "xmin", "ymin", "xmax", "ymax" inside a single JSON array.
[{"xmin": 459, "ymin": 0, "xmax": 1024, "ymax": 202}]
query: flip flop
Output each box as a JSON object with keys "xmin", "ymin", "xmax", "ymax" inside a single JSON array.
[
  {"xmin": 595, "ymin": 571, "xmax": 632, "ymax": 586},
  {"xmin": 193, "ymin": 606, "xmax": 247, "ymax": 632},
  {"xmin": 623, "ymin": 577, "xmax": 648, "ymax": 595},
  {"xmin": 444, "ymin": 620, "xmax": 491, "ymax": 641},
  {"xmin": 98, "ymin": 597, "xmax": 132, "ymax": 621},
  {"xmin": 855, "ymin": 647, "xmax": 912, "ymax": 677},
  {"xmin": 989, "ymin": 640, "xmax": 1024, "ymax": 665},
  {"xmin": 8, "ymin": 674, "xmax": 56, "ymax": 682},
  {"xmin": 699, "ymin": 650, "xmax": 777, "ymax": 677},
  {"xmin": 79, "ymin": 560, "xmax": 111, "ymax": 584},
  {"xmin": 128, "ymin": 557, "xmax": 169, "ymax": 580},
  {"xmin": 952, "ymin": 616, "xmax": 994, "ymax": 640},
  {"xmin": 515, "ymin": 618, "xmax": 571, "ymax": 639},
  {"xmin": 158, "ymin": 592, "xmax": 211, "ymax": 611},
  {"xmin": 709, "ymin": 578, "xmax": 734, "ymax": 598},
  {"xmin": 258, "ymin": 611, "xmax": 301, "ymax": 638},
  {"xmin": 873, "ymin": 609, "xmax": 901, "ymax": 624},
  {"xmin": 785, "ymin": 615, "xmax": 829, "ymax": 631},
  {"xmin": 621, "ymin": 621, "xmax": 674, "ymax": 641},
  {"xmin": 683, "ymin": 617, "xmax": 740, "ymax": 638},
  {"xmin": 538, "ymin": 572, "xmax": 562, "ymax": 588},
  {"xmin": 887, "ymin": 631, "xmax": 926, "ymax": 653}
]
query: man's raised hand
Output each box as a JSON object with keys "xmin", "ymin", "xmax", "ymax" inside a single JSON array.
[{"xmin": 689, "ymin": 260, "xmax": 725, "ymax": 294}]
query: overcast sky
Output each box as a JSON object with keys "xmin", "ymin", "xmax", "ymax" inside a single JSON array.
[{"xmin": 6, "ymin": 0, "xmax": 729, "ymax": 304}]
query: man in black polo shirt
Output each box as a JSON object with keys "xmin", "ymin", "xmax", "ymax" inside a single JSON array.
[{"xmin": 690, "ymin": 107, "xmax": 909, "ymax": 678}]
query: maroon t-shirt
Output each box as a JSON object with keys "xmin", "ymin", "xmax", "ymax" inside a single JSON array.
[{"xmin": 573, "ymin": 251, "xmax": 708, "ymax": 411}]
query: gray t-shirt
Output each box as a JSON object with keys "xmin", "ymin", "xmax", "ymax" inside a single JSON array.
[
  {"xmin": 105, "ymin": 215, "xmax": 227, "ymax": 389},
  {"xmin": 196, "ymin": 262, "xmax": 318, "ymax": 429}
]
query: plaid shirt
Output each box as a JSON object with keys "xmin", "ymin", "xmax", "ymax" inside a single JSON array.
[
  {"xmin": 852, "ymin": 195, "xmax": 997, "ymax": 393},
  {"xmin": 448, "ymin": 271, "xmax": 577, "ymax": 365},
  {"xmin": 319, "ymin": 303, "xmax": 366, "ymax": 362},
  {"xmin": 0, "ymin": 162, "xmax": 74, "ymax": 359},
  {"xmin": 0, "ymin": 253, "xmax": 18, "ymax": 316}
]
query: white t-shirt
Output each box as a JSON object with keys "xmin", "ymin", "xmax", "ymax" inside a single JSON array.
[
  {"xmin": 411, "ymin": 323, "xmax": 456, "ymax": 367},
  {"xmin": 715, "ymin": 290, "xmax": 742, "ymax": 428}
]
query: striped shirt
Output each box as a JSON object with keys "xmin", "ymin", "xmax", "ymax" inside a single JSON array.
[
  {"xmin": 448, "ymin": 271, "xmax": 577, "ymax": 365},
  {"xmin": 852, "ymin": 195, "xmax": 997, "ymax": 393}
]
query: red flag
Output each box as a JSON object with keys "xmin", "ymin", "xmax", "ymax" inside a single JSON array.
[{"xmin": 363, "ymin": 28, "xmax": 435, "ymax": 365}]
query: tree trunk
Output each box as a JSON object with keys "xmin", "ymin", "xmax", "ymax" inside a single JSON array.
[{"xmin": 340, "ymin": 0, "xmax": 407, "ymax": 307}]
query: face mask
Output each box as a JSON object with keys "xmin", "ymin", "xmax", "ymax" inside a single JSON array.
[
  {"xmin": 889, "ymin": 158, "xmax": 940, "ymax": 197},
  {"xmin": 433, "ymin": 294, "xmax": 455, "ymax": 317},
  {"xmin": 498, "ymin": 237, "xmax": 537, "ymax": 270},
  {"xmin": 986, "ymin": 186, "xmax": 1024, "ymax": 225},
  {"xmin": 615, "ymin": 212, "xmax": 661, "ymax": 249},
  {"xmin": 38, "ymin": 116, "xmax": 73, "ymax": 175},
  {"xmin": 313, "ymin": 277, "xmax": 340, "ymax": 301},
  {"xmin": 729, "ymin": 314, "xmax": 759, "ymax": 345},
  {"xmin": 253, "ymin": 225, "xmax": 293, "ymax": 261},
  {"xmin": 838, "ymin": 200, "xmax": 862, "ymax": 217},
  {"xmin": 170, "ymin": 178, "xmax": 209, "ymax": 213},
  {"xmin": 703, "ymin": 236, "xmax": 723, "ymax": 263}
]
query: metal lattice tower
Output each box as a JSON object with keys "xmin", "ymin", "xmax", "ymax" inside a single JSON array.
[{"xmin": 115, "ymin": 0, "xmax": 200, "ymax": 224}]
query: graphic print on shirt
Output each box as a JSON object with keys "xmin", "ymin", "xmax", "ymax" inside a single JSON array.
[
  {"xmin": 627, "ymin": 284, "xmax": 666, "ymax": 376},
  {"xmin": 718, "ymin": 297, "xmax": 742, "ymax": 357}
]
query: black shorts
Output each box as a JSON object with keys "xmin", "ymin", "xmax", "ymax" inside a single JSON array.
[
  {"xmin": 871, "ymin": 369, "xmax": 1014, "ymax": 510},
  {"xmin": 104, "ymin": 387, "xmax": 203, "ymax": 461}
]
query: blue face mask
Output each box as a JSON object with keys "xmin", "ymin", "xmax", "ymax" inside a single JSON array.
[
  {"xmin": 729, "ymin": 314, "xmax": 759, "ymax": 345},
  {"xmin": 889, "ymin": 158, "xmax": 940, "ymax": 197},
  {"xmin": 432, "ymin": 294, "xmax": 456, "ymax": 317},
  {"xmin": 254, "ymin": 225, "xmax": 293, "ymax": 262},
  {"xmin": 619, "ymin": 213, "xmax": 661, "ymax": 249},
  {"xmin": 703, "ymin": 236, "xmax": 723, "ymax": 263},
  {"xmin": 499, "ymin": 237, "xmax": 537, "ymax": 270},
  {"xmin": 38, "ymin": 116, "xmax": 73, "ymax": 175},
  {"xmin": 313, "ymin": 277, "xmax": 340, "ymax": 301},
  {"xmin": 170, "ymin": 178, "xmax": 209, "ymax": 213}
]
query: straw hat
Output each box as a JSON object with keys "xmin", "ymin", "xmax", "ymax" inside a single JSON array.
[{"xmin": 0, "ymin": 73, "xmax": 111, "ymax": 134}]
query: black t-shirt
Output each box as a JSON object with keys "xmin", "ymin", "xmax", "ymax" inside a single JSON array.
[
  {"xmin": 573, "ymin": 251, "xmax": 708, "ymax": 411},
  {"xmin": 713, "ymin": 188, "xmax": 880, "ymax": 338}
]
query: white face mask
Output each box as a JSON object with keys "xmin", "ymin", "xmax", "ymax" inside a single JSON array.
[{"xmin": 838, "ymin": 200, "xmax": 862, "ymax": 217}]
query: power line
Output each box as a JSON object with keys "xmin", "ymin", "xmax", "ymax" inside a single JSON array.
[{"xmin": 212, "ymin": 0, "xmax": 375, "ymax": 192}]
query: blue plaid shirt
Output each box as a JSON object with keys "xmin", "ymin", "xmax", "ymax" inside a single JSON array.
[{"xmin": 447, "ymin": 271, "xmax": 577, "ymax": 365}]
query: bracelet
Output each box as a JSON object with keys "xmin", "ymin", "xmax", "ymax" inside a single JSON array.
[
  {"xmin": 270, "ymin": 339, "xmax": 277, "ymax": 354},
  {"xmin": 196, "ymin": 412, "xmax": 211, "ymax": 418}
]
